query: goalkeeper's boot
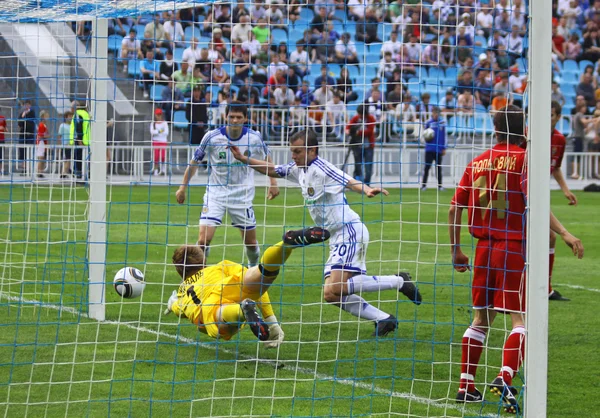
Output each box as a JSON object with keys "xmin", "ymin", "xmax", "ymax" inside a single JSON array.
[
  {"xmin": 241, "ymin": 299, "xmax": 270, "ymax": 341},
  {"xmin": 283, "ymin": 227, "xmax": 330, "ymax": 247},
  {"xmin": 397, "ymin": 272, "xmax": 423, "ymax": 305},
  {"xmin": 456, "ymin": 388, "xmax": 483, "ymax": 403},
  {"xmin": 372, "ymin": 315, "xmax": 398, "ymax": 337},
  {"xmin": 489, "ymin": 376, "xmax": 520, "ymax": 414},
  {"xmin": 549, "ymin": 290, "xmax": 570, "ymax": 301}
]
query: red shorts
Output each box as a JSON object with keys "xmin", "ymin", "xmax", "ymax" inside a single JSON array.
[
  {"xmin": 472, "ymin": 239, "xmax": 526, "ymax": 313},
  {"xmin": 153, "ymin": 141, "xmax": 167, "ymax": 162}
]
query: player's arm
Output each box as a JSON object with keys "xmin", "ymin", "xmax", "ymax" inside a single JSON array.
[
  {"xmin": 345, "ymin": 178, "xmax": 389, "ymax": 197},
  {"xmin": 265, "ymin": 154, "xmax": 280, "ymax": 200},
  {"xmin": 176, "ymin": 159, "xmax": 200, "ymax": 204},
  {"xmin": 229, "ymin": 145, "xmax": 281, "ymax": 178},
  {"xmin": 550, "ymin": 210, "xmax": 584, "ymax": 258},
  {"xmin": 448, "ymin": 203, "xmax": 470, "ymax": 272},
  {"xmin": 552, "ymin": 168, "xmax": 577, "ymax": 205}
]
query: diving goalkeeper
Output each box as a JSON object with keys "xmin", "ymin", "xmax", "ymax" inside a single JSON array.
[{"xmin": 164, "ymin": 227, "xmax": 330, "ymax": 347}]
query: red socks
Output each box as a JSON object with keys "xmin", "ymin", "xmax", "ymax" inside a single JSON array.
[
  {"xmin": 548, "ymin": 249, "xmax": 555, "ymax": 294},
  {"xmin": 500, "ymin": 326, "xmax": 526, "ymax": 386},
  {"xmin": 460, "ymin": 327, "xmax": 487, "ymax": 392}
]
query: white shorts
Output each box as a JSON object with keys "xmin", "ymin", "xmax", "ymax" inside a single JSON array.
[
  {"xmin": 199, "ymin": 197, "xmax": 256, "ymax": 230},
  {"xmin": 36, "ymin": 141, "xmax": 46, "ymax": 158},
  {"xmin": 324, "ymin": 222, "xmax": 369, "ymax": 278}
]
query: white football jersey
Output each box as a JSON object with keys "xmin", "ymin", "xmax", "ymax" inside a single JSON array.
[
  {"xmin": 193, "ymin": 127, "xmax": 269, "ymax": 208},
  {"xmin": 275, "ymin": 156, "xmax": 361, "ymax": 232}
]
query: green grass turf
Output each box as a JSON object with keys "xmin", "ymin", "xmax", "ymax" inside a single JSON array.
[{"xmin": 0, "ymin": 184, "xmax": 598, "ymax": 417}]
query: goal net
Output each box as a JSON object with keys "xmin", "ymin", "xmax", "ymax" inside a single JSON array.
[{"xmin": 0, "ymin": 0, "xmax": 541, "ymax": 417}]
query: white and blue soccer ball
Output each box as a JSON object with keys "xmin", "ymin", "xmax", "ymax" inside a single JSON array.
[
  {"xmin": 422, "ymin": 128, "xmax": 436, "ymax": 143},
  {"xmin": 113, "ymin": 267, "xmax": 146, "ymax": 298}
]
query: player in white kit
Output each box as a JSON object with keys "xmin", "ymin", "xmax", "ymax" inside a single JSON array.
[
  {"xmin": 230, "ymin": 129, "xmax": 422, "ymax": 337},
  {"xmin": 176, "ymin": 101, "xmax": 280, "ymax": 266}
]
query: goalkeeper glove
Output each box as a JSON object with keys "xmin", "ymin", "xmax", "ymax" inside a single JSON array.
[
  {"xmin": 164, "ymin": 290, "xmax": 178, "ymax": 315},
  {"xmin": 263, "ymin": 315, "xmax": 285, "ymax": 349}
]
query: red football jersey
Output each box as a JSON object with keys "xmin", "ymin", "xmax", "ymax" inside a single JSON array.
[
  {"xmin": 550, "ymin": 129, "xmax": 566, "ymax": 173},
  {"xmin": 452, "ymin": 143, "xmax": 527, "ymax": 241},
  {"xmin": 0, "ymin": 115, "xmax": 5, "ymax": 142},
  {"xmin": 36, "ymin": 122, "xmax": 47, "ymax": 144}
]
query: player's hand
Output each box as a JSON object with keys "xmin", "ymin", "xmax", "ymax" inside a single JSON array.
[
  {"xmin": 564, "ymin": 190, "xmax": 578, "ymax": 205},
  {"xmin": 263, "ymin": 321, "xmax": 285, "ymax": 349},
  {"xmin": 366, "ymin": 187, "xmax": 389, "ymax": 198},
  {"xmin": 176, "ymin": 187, "xmax": 186, "ymax": 204},
  {"xmin": 164, "ymin": 291, "xmax": 178, "ymax": 315},
  {"xmin": 560, "ymin": 231, "xmax": 584, "ymax": 259},
  {"xmin": 228, "ymin": 145, "xmax": 244, "ymax": 161},
  {"xmin": 452, "ymin": 248, "xmax": 471, "ymax": 272},
  {"xmin": 268, "ymin": 185, "xmax": 280, "ymax": 200}
]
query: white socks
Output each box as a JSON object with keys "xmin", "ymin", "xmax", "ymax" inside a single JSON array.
[
  {"xmin": 246, "ymin": 246, "xmax": 261, "ymax": 267},
  {"xmin": 346, "ymin": 274, "xmax": 405, "ymax": 294},
  {"xmin": 340, "ymin": 294, "xmax": 389, "ymax": 321}
]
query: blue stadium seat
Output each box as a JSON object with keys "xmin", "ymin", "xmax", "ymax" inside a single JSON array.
[
  {"xmin": 184, "ymin": 25, "xmax": 200, "ymax": 41},
  {"xmin": 108, "ymin": 35, "xmax": 123, "ymax": 52},
  {"xmin": 135, "ymin": 24, "xmax": 146, "ymax": 40},
  {"xmin": 563, "ymin": 60, "xmax": 579, "ymax": 74},
  {"xmin": 173, "ymin": 48, "xmax": 184, "ymax": 63},
  {"xmin": 151, "ymin": 84, "xmax": 165, "ymax": 102},
  {"xmin": 173, "ymin": 111, "xmax": 189, "ymax": 129},
  {"xmin": 474, "ymin": 35, "xmax": 487, "ymax": 46},
  {"xmin": 299, "ymin": 8, "xmax": 314, "ymax": 21},
  {"xmin": 423, "ymin": 33, "xmax": 436, "ymax": 43},
  {"xmin": 562, "ymin": 72, "xmax": 579, "ymax": 83},
  {"xmin": 475, "ymin": 114, "xmax": 494, "ymax": 135},
  {"xmin": 414, "ymin": 66, "xmax": 428, "ymax": 79},
  {"xmin": 345, "ymin": 22, "xmax": 357, "ymax": 36},
  {"xmin": 475, "ymin": 103, "xmax": 487, "ymax": 113},
  {"xmin": 579, "ymin": 60, "xmax": 594, "ymax": 71},
  {"xmin": 428, "ymin": 67, "xmax": 444, "ymax": 80},
  {"xmin": 346, "ymin": 65, "xmax": 360, "ymax": 79},
  {"xmin": 333, "ymin": 9, "xmax": 347, "ymax": 22},
  {"xmin": 127, "ymin": 60, "xmax": 141, "ymax": 78},
  {"xmin": 558, "ymin": 116, "xmax": 572, "ymax": 137},
  {"xmin": 562, "ymin": 103, "xmax": 574, "ymax": 115},
  {"xmin": 272, "ymin": 28, "xmax": 288, "ymax": 42},
  {"xmin": 354, "ymin": 42, "xmax": 366, "ymax": 59},
  {"xmin": 445, "ymin": 67, "xmax": 458, "ymax": 81}
]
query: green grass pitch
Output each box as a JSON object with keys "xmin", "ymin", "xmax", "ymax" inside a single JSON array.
[{"xmin": 1, "ymin": 184, "xmax": 599, "ymax": 417}]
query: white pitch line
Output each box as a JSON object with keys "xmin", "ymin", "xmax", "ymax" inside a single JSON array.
[
  {"xmin": 0, "ymin": 293, "xmax": 495, "ymax": 417},
  {"xmin": 554, "ymin": 283, "xmax": 600, "ymax": 293}
]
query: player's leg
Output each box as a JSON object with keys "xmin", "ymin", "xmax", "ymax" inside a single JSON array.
[
  {"xmin": 215, "ymin": 301, "xmax": 270, "ymax": 341},
  {"xmin": 548, "ymin": 229, "xmax": 568, "ymax": 301},
  {"xmin": 436, "ymin": 151, "xmax": 444, "ymax": 190},
  {"xmin": 197, "ymin": 225, "xmax": 217, "ymax": 259},
  {"xmin": 457, "ymin": 240, "xmax": 496, "ymax": 403},
  {"xmin": 421, "ymin": 151, "xmax": 435, "ymax": 190},
  {"xmin": 231, "ymin": 206, "xmax": 261, "ymax": 266},
  {"xmin": 198, "ymin": 200, "xmax": 225, "ymax": 259}
]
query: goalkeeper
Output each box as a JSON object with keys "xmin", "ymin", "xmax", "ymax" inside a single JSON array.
[{"xmin": 165, "ymin": 227, "xmax": 330, "ymax": 347}]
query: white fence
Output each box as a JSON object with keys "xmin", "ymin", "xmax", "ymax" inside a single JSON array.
[{"xmin": 2, "ymin": 144, "xmax": 599, "ymax": 187}]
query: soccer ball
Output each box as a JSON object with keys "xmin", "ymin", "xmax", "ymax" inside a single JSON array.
[
  {"xmin": 422, "ymin": 128, "xmax": 435, "ymax": 143},
  {"xmin": 113, "ymin": 267, "xmax": 146, "ymax": 299}
]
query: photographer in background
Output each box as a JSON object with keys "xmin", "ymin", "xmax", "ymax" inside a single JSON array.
[{"xmin": 346, "ymin": 105, "xmax": 376, "ymax": 186}]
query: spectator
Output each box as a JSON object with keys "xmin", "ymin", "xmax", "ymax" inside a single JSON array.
[
  {"xmin": 474, "ymin": 69, "xmax": 493, "ymax": 108},
  {"xmin": 264, "ymin": 67, "xmax": 287, "ymax": 98},
  {"xmin": 395, "ymin": 94, "xmax": 418, "ymax": 137},
  {"xmin": 571, "ymin": 102, "xmax": 598, "ymax": 179},
  {"xmin": 457, "ymin": 12, "xmax": 475, "ymax": 40},
  {"xmin": 140, "ymin": 50, "xmax": 160, "ymax": 99},
  {"xmin": 582, "ymin": 27, "xmax": 600, "ymax": 62},
  {"xmin": 356, "ymin": 7, "xmax": 381, "ymax": 44},
  {"xmin": 552, "ymin": 26, "xmax": 566, "ymax": 61},
  {"xmin": 422, "ymin": 38, "xmax": 440, "ymax": 66},
  {"xmin": 267, "ymin": 53, "xmax": 288, "ymax": 80},
  {"xmin": 421, "ymin": 107, "xmax": 446, "ymax": 191},
  {"xmin": 160, "ymin": 80, "xmax": 185, "ymax": 122},
  {"xmin": 491, "ymin": 92, "xmax": 510, "ymax": 112},
  {"xmin": 172, "ymin": 61, "xmax": 193, "ymax": 96},
  {"xmin": 346, "ymin": 105, "xmax": 376, "ymax": 185},
  {"xmin": 289, "ymin": 96, "xmax": 308, "ymax": 127},
  {"xmin": 314, "ymin": 65, "xmax": 336, "ymax": 90},
  {"xmin": 392, "ymin": 7, "xmax": 411, "ymax": 35},
  {"xmin": 381, "ymin": 31, "xmax": 402, "ymax": 60},
  {"xmin": 159, "ymin": 50, "xmax": 179, "ymax": 83},
  {"xmin": 577, "ymin": 72, "xmax": 597, "ymax": 108},
  {"xmin": 36, "ymin": 110, "xmax": 50, "ymax": 178},
  {"xmin": 232, "ymin": 50, "xmax": 252, "ymax": 86},
  {"xmin": 313, "ymin": 80, "xmax": 335, "ymax": 106},
  {"xmin": 581, "ymin": 65, "xmax": 598, "ymax": 89},
  {"xmin": 496, "ymin": 44, "xmax": 511, "ymax": 70},
  {"xmin": 182, "ymin": 38, "xmax": 202, "ymax": 67},
  {"xmin": 457, "ymin": 69, "xmax": 474, "ymax": 95},
  {"xmin": 335, "ymin": 66, "xmax": 359, "ymax": 103},
  {"xmin": 476, "ymin": 7, "xmax": 493, "ymax": 38},
  {"xmin": 266, "ymin": 4, "xmax": 286, "ymax": 32},
  {"xmin": 252, "ymin": 18, "xmax": 271, "ymax": 44},
  {"xmin": 440, "ymin": 40, "xmax": 455, "ymax": 67},
  {"xmin": 551, "ymin": 80, "xmax": 566, "ymax": 106},
  {"xmin": 456, "ymin": 37, "xmax": 473, "ymax": 66},
  {"xmin": 277, "ymin": 42, "xmax": 289, "ymax": 63},
  {"xmin": 439, "ymin": 89, "xmax": 457, "ymax": 114},
  {"xmin": 150, "ymin": 108, "xmax": 169, "ymax": 176},
  {"xmin": 335, "ymin": 33, "xmax": 359, "ymax": 64},
  {"xmin": 505, "ymin": 25, "xmax": 524, "ymax": 64},
  {"xmin": 70, "ymin": 101, "xmax": 90, "ymax": 179},
  {"xmin": 556, "ymin": 16, "xmax": 570, "ymax": 39},
  {"xmin": 296, "ymin": 80, "xmax": 315, "ymax": 107},
  {"xmin": 140, "ymin": 31, "xmax": 160, "ymax": 59},
  {"xmin": 493, "ymin": 71, "xmax": 511, "ymax": 98},
  {"xmin": 250, "ymin": 46, "xmax": 269, "ymax": 85},
  {"xmin": 365, "ymin": 88, "xmax": 384, "ymax": 124},
  {"xmin": 120, "ymin": 28, "xmax": 142, "ymax": 73},
  {"xmin": 215, "ymin": 4, "xmax": 233, "ymax": 39},
  {"xmin": 232, "ymin": 0, "xmax": 249, "ymax": 23},
  {"xmin": 325, "ymin": 21, "xmax": 341, "ymax": 43},
  {"xmin": 163, "ymin": 13, "xmax": 185, "ymax": 47},
  {"xmin": 237, "ymin": 77, "xmax": 260, "ymax": 103},
  {"xmin": 186, "ymin": 86, "xmax": 209, "ymax": 145},
  {"xmin": 273, "ymin": 83, "xmax": 295, "ymax": 107},
  {"xmin": 396, "ymin": 45, "xmax": 417, "ymax": 78},
  {"xmin": 311, "ymin": 7, "xmax": 328, "ymax": 34},
  {"xmin": 311, "ymin": 31, "xmax": 336, "ymax": 64},
  {"xmin": 385, "ymin": 82, "xmax": 404, "ymax": 111},
  {"xmin": 287, "ymin": 67, "xmax": 301, "ymax": 92},
  {"xmin": 488, "ymin": 30, "xmax": 507, "ymax": 51},
  {"xmin": 378, "ymin": 51, "xmax": 397, "ymax": 82},
  {"xmin": 59, "ymin": 111, "xmax": 73, "ymax": 178},
  {"xmin": 365, "ymin": 77, "xmax": 381, "ymax": 100},
  {"xmin": 405, "ymin": 34, "xmax": 421, "ymax": 64},
  {"xmin": 190, "ymin": 65, "xmax": 206, "ymax": 91},
  {"xmin": 494, "ymin": 10, "xmax": 512, "ymax": 33},
  {"xmin": 231, "ymin": 14, "xmax": 253, "ymax": 44},
  {"xmin": 348, "ymin": 0, "xmax": 367, "ymax": 21},
  {"xmin": 289, "ymin": 42, "xmax": 311, "ymax": 78},
  {"xmin": 249, "ymin": 0, "xmax": 267, "ymax": 23},
  {"xmin": 145, "ymin": 15, "xmax": 171, "ymax": 49},
  {"xmin": 242, "ymin": 31, "xmax": 261, "ymax": 56},
  {"xmin": 564, "ymin": 33, "xmax": 583, "ymax": 61},
  {"xmin": 457, "ymin": 88, "xmax": 475, "ymax": 115},
  {"xmin": 417, "ymin": 93, "xmax": 434, "ymax": 123},
  {"xmin": 17, "ymin": 99, "xmax": 36, "ymax": 170},
  {"xmin": 211, "ymin": 59, "xmax": 230, "ymax": 86},
  {"xmin": 211, "ymin": 29, "xmax": 228, "ymax": 58},
  {"xmin": 562, "ymin": 0, "xmax": 582, "ymax": 31},
  {"xmin": 427, "ymin": 8, "xmax": 443, "ymax": 36},
  {"xmin": 511, "ymin": 9, "xmax": 526, "ymax": 35},
  {"xmin": 326, "ymin": 92, "xmax": 345, "ymax": 141}
]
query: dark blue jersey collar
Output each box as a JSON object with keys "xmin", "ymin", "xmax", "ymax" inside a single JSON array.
[{"xmin": 221, "ymin": 126, "xmax": 247, "ymax": 141}]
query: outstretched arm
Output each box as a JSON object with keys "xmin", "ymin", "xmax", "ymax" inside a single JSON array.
[
  {"xmin": 345, "ymin": 177, "xmax": 389, "ymax": 197},
  {"xmin": 448, "ymin": 204, "xmax": 470, "ymax": 272},
  {"xmin": 265, "ymin": 154, "xmax": 280, "ymax": 200},
  {"xmin": 229, "ymin": 145, "xmax": 282, "ymax": 178},
  {"xmin": 550, "ymin": 211, "xmax": 584, "ymax": 258}
]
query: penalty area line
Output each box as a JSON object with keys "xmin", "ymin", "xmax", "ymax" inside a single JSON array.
[
  {"xmin": 554, "ymin": 283, "xmax": 600, "ymax": 293},
  {"xmin": 0, "ymin": 292, "xmax": 493, "ymax": 417}
]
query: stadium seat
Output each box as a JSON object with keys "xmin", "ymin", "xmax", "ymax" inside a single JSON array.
[
  {"xmin": 173, "ymin": 111, "xmax": 189, "ymax": 129},
  {"xmin": 184, "ymin": 25, "xmax": 201, "ymax": 41},
  {"xmin": 474, "ymin": 103, "xmax": 487, "ymax": 113},
  {"xmin": 173, "ymin": 48, "xmax": 184, "ymax": 63},
  {"xmin": 423, "ymin": 33, "xmax": 436, "ymax": 43},
  {"xmin": 127, "ymin": 60, "xmax": 141, "ymax": 78},
  {"xmin": 346, "ymin": 65, "xmax": 360, "ymax": 79},
  {"xmin": 108, "ymin": 35, "xmax": 123, "ymax": 52},
  {"xmin": 271, "ymin": 28, "xmax": 288, "ymax": 43},
  {"xmin": 579, "ymin": 60, "xmax": 594, "ymax": 71},
  {"xmin": 135, "ymin": 25, "xmax": 146, "ymax": 40},
  {"xmin": 151, "ymin": 84, "xmax": 165, "ymax": 102},
  {"xmin": 562, "ymin": 72, "xmax": 579, "ymax": 83},
  {"xmin": 428, "ymin": 67, "xmax": 444, "ymax": 81},
  {"xmin": 333, "ymin": 9, "xmax": 347, "ymax": 22},
  {"xmin": 299, "ymin": 8, "xmax": 314, "ymax": 21},
  {"xmin": 474, "ymin": 35, "xmax": 487, "ymax": 46},
  {"xmin": 354, "ymin": 42, "xmax": 366, "ymax": 59},
  {"xmin": 562, "ymin": 103, "xmax": 574, "ymax": 115},
  {"xmin": 445, "ymin": 67, "xmax": 458, "ymax": 81},
  {"xmin": 414, "ymin": 66, "xmax": 428, "ymax": 80},
  {"xmin": 563, "ymin": 60, "xmax": 579, "ymax": 74}
]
